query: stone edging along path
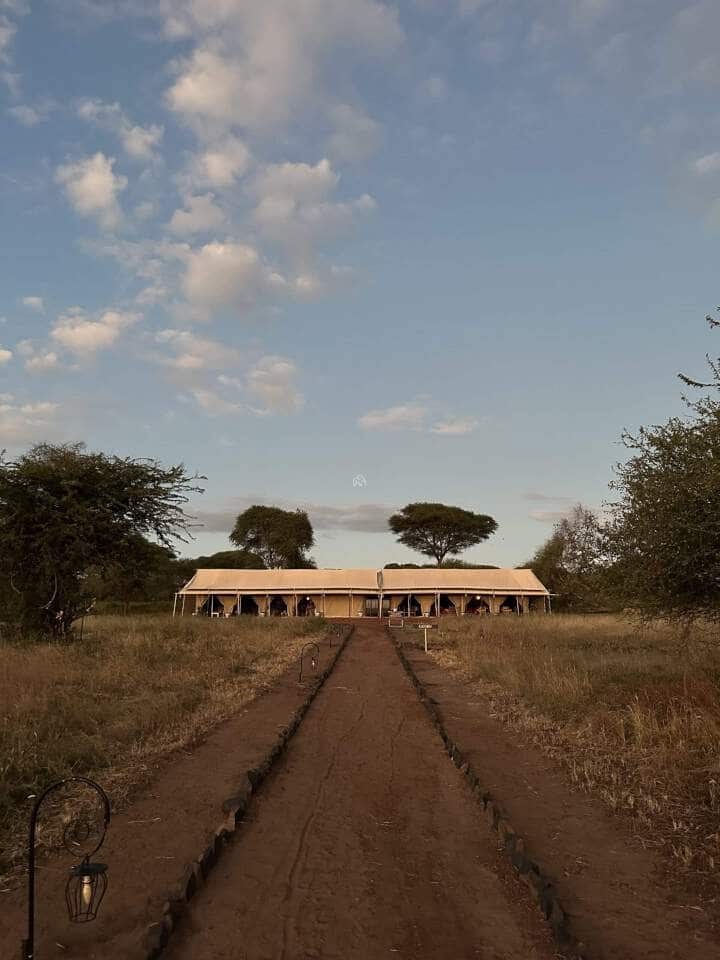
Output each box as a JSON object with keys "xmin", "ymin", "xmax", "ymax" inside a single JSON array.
[
  {"xmin": 390, "ymin": 629, "xmax": 586, "ymax": 960},
  {"xmin": 141, "ymin": 624, "xmax": 354, "ymax": 960}
]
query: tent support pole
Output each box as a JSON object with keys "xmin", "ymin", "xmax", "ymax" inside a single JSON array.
[
  {"xmin": 172, "ymin": 593, "xmax": 178, "ymax": 618},
  {"xmin": 181, "ymin": 594, "xmax": 186, "ymax": 616}
]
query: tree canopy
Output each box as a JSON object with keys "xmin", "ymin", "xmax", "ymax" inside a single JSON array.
[
  {"xmin": 603, "ymin": 311, "xmax": 720, "ymax": 621},
  {"xmin": 388, "ymin": 502, "xmax": 498, "ymax": 565},
  {"xmin": 526, "ymin": 504, "xmax": 609, "ymax": 611},
  {"xmin": 230, "ymin": 505, "xmax": 315, "ymax": 568},
  {"xmin": 0, "ymin": 443, "xmax": 202, "ymax": 637}
]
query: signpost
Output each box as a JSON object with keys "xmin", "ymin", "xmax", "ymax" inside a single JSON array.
[{"xmin": 417, "ymin": 622, "xmax": 437, "ymax": 653}]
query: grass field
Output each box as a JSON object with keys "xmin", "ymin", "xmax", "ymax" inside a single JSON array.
[
  {"xmin": 429, "ymin": 614, "xmax": 720, "ymax": 897},
  {"xmin": 0, "ymin": 614, "xmax": 326, "ymax": 880}
]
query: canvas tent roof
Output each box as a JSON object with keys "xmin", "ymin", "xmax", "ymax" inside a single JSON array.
[
  {"xmin": 179, "ymin": 567, "xmax": 548, "ymax": 596},
  {"xmin": 179, "ymin": 568, "xmax": 380, "ymax": 594},
  {"xmin": 379, "ymin": 568, "xmax": 548, "ymax": 595}
]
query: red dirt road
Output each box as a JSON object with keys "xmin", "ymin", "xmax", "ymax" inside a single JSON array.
[{"xmin": 166, "ymin": 622, "xmax": 556, "ymax": 960}]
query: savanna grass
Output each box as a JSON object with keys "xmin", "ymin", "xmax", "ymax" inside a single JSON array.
[
  {"xmin": 0, "ymin": 613, "xmax": 325, "ymax": 878},
  {"xmin": 429, "ymin": 614, "xmax": 720, "ymax": 896}
]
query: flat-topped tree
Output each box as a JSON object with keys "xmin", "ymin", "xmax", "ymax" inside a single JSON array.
[
  {"xmin": 388, "ymin": 502, "xmax": 498, "ymax": 566},
  {"xmin": 230, "ymin": 505, "xmax": 315, "ymax": 569}
]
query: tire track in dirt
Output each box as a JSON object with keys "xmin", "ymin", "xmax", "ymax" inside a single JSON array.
[{"xmin": 165, "ymin": 623, "xmax": 557, "ymax": 960}]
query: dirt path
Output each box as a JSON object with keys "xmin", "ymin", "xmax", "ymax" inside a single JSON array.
[
  {"xmin": 166, "ymin": 622, "xmax": 556, "ymax": 960},
  {"xmin": 403, "ymin": 643, "xmax": 720, "ymax": 960},
  {"xmin": 0, "ymin": 634, "xmax": 337, "ymax": 960}
]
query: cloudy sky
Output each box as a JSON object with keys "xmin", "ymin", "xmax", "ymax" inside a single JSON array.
[{"xmin": 1, "ymin": 0, "xmax": 719, "ymax": 567}]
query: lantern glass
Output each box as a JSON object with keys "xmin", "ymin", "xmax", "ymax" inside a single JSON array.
[{"xmin": 66, "ymin": 858, "xmax": 108, "ymax": 923}]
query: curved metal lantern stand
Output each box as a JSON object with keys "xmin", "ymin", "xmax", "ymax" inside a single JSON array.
[
  {"xmin": 299, "ymin": 642, "xmax": 320, "ymax": 682},
  {"xmin": 22, "ymin": 777, "xmax": 111, "ymax": 960}
]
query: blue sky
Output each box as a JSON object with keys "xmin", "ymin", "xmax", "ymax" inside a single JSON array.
[{"xmin": 1, "ymin": 0, "xmax": 719, "ymax": 567}]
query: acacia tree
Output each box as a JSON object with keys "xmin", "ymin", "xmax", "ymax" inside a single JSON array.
[
  {"xmin": 388, "ymin": 502, "xmax": 497, "ymax": 565},
  {"xmin": 230, "ymin": 505, "xmax": 315, "ymax": 568},
  {"xmin": 0, "ymin": 443, "xmax": 202, "ymax": 638},
  {"xmin": 606, "ymin": 311, "xmax": 720, "ymax": 621}
]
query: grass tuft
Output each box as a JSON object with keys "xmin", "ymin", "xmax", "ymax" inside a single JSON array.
[
  {"xmin": 429, "ymin": 614, "xmax": 720, "ymax": 898},
  {"xmin": 0, "ymin": 613, "xmax": 324, "ymax": 878}
]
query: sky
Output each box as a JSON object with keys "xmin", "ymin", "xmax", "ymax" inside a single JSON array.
[{"xmin": 1, "ymin": 0, "xmax": 720, "ymax": 568}]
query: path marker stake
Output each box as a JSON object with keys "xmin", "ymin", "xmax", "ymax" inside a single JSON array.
[{"xmin": 417, "ymin": 623, "xmax": 437, "ymax": 653}]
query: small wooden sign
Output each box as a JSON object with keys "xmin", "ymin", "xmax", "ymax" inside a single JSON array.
[{"xmin": 417, "ymin": 623, "xmax": 437, "ymax": 629}]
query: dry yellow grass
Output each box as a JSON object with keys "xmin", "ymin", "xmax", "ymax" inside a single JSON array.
[
  {"xmin": 0, "ymin": 613, "xmax": 326, "ymax": 879},
  {"xmin": 429, "ymin": 614, "xmax": 720, "ymax": 896}
]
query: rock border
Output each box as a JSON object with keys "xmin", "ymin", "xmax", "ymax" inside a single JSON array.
[
  {"xmin": 141, "ymin": 624, "xmax": 354, "ymax": 960},
  {"xmin": 391, "ymin": 630, "xmax": 586, "ymax": 960}
]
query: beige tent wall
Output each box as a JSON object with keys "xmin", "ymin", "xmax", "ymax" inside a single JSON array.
[
  {"xmin": 177, "ymin": 568, "xmax": 549, "ymax": 618},
  {"xmin": 322, "ymin": 595, "xmax": 350, "ymax": 618}
]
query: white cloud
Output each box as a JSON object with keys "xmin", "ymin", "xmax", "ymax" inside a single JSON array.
[
  {"xmin": 0, "ymin": 345, "xmax": 12, "ymax": 365},
  {"xmin": 190, "ymin": 136, "xmax": 252, "ymax": 187},
  {"xmin": 253, "ymin": 157, "xmax": 339, "ymax": 203},
  {"xmin": 50, "ymin": 307, "xmax": 140, "ymax": 356},
  {"xmin": 55, "ymin": 153, "xmax": 127, "ymax": 230},
  {"xmin": 358, "ymin": 400, "xmax": 481, "ymax": 434},
  {"xmin": 189, "ymin": 386, "xmax": 241, "ymax": 416},
  {"xmin": 690, "ymin": 152, "xmax": 720, "ymax": 176},
  {"xmin": 168, "ymin": 193, "xmax": 225, "ymax": 234},
  {"xmin": 154, "ymin": 329, "xmax": 237, "ymax": 372},
  {"xmin": 0, "ymin": 398, "xmax": 60, "ymax": 445},
  {"xmin": 78, "ymin": 99, "xmax": 164, "ymax": 161},
  {"xmin": 358, "ymin": 401, "xmax": 428, "ymax": 431},
  {"xmin": 25, "ymin": 351, "xmax": 60, "ymax": 372},
  {"xmin": 21, "ymin": 295, "xmax": 44, "ymax": 312},
  {"xmin": 429, "ymin": 416, "xmax": 479, "ymax": 435},
  {"xmin": 163, "ymin": 0, "xmax": 403, "ymax": 135},
  {"xmin": 245, "ymin": 355, "xmax": 304, "ymax": 414},
  {"xmin": 251, "ymin": 158, "xmax": 376, "ymax": 254},
  {"xmin": 325, "ymin": 104, "xmax": 382, "ymax": 164},
  {"xmin": 8, "ymin": 104, "xmax": 42, "ymax": 125},
  {"xmin": 182, "ymin": 241, "xmax": 270, "ymax": 312}
]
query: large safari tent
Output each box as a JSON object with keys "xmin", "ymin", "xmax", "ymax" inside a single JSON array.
[{"xmin": 175, "ymin": 568, "xmax": 550, "ymax": 618}]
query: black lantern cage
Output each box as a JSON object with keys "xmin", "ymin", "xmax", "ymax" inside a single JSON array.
[{"xmin": 65, "ymin": 856, "xmax": 108, "ymax": 923}]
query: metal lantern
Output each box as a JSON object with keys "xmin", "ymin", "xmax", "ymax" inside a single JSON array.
[
  {"xmin": 22, "ymin": 777, "xmax": 111, "ymax": 960},
  {"xmin": 298, "ymin": 641, "xmax": 320, "ymax": 681},
  {"xmin": 65, "ymin": 856, "xmax": 108, "ymax": 923}
]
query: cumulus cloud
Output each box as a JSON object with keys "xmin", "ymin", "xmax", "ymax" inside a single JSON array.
[
  {"xmin": 21, "ymin": 295, "xmax": 44, "ymax": 311},
  {"xmin": 55, "ymin": 153, "xmax": 127, "ymax": 229},
  {"xmin": 325, "ymin": 103, "xmax": 383, "ymax": 164},
  {"xmin": 168, "ymin": 193, "xmax": 225, "ymax": 234},
  {"xmin": 190, "ymin": 135, "xmax": 252, "ymax": 187},
  {"xmin": 25, "ymin": 350, "xmax": 60, "ymax": 372},
  {"xmin": 358, "ymin": 401, "xmax": 428, "ymax": 431},
  {"xmin": 251, "ymin": 158, "xmax": 376, "ymax": 254},
  {"xmin": 50, "ymin": 307, "xmax": 140, "ymax": 356},
  {"xmin": 154, "ymin": 328, "xmax": 237, "ymax": 372},
  {"xmin": 78, "ymin": 98, "xmax": 164, "ymax": 161},
  {"xmin": 245, "ymin": 355, "xmax": 304, "ymax": 414},
  {"xmin": 690, "ymin": 152, "xmax": 720, "ymax": 176},
  {"xmin": 163, "ymin": 0, "xmax": 403, "ymax": 135},
  {"xmin": 182, "ymin": 241, "xmax": 272, "ymax": 312},
  {"xmin": 0, "ymin": 344, "xmax": 12, "ymax": 364}
]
